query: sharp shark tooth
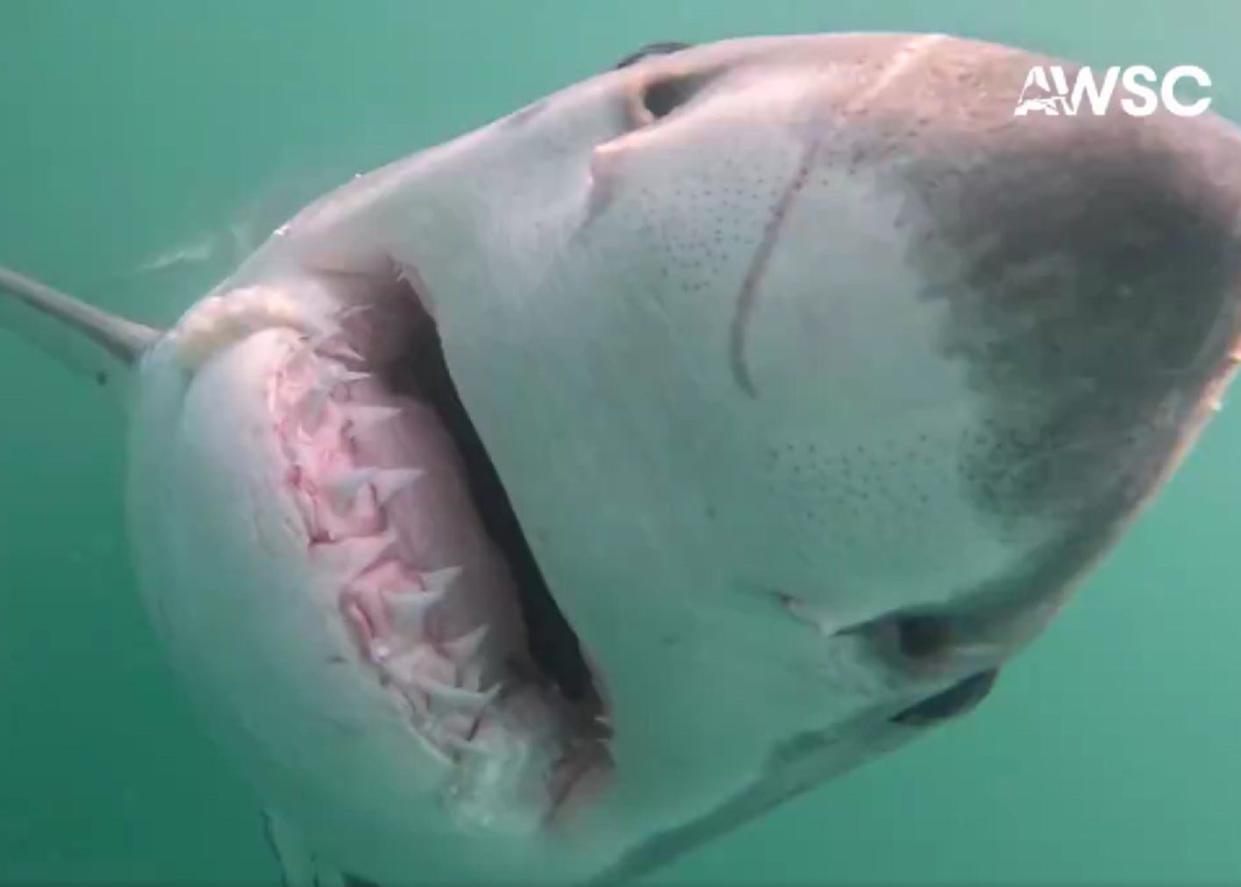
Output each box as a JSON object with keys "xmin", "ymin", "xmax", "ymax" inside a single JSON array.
[
  {"xmin": 401, "ymin": 708, "xmax": 453, "ymax": 765},
  {"xmin": 294, "ymin": 383, "xmax": 332, "ymax": 424},
  {"xmin": 305, "ymin": 327, "xmax": 341, "ymax": 348},
  {"xmin": 442, "ymin": 624, "xmax": 489, "ymax": 664},
  {"xmin": 421, "ymin": 566, "xmax": 463, "ymax": 594},
  {"xmin": 301, "ymin": 322, "xmax": 365, "ymax": 361},
  {"xmin": 383, "ymin": 648, "xmax": 426, "ymax": 684},
  {"xmin": 400, "ymin": 646, "xmax": 456, "ymax": 683},
  {"xmin": 384, "ymin": 586, "xmax": 445, "ymax": 636},
  {"xmin": 406, "ymin": 689, "xmax": 431, "ymax": 718},
  {"xmin": 459, "ymin": 661, "xmax": 484, "ymax": 693},
  {"xmin": 286, "ymin": 337, "xmax": 319, "ymax": 369},
  {"xmin": 322, "ymin": 467, "xmax": 378, "ymax": 509},
  {"xmin": 449, "ymin": 732, "xmax": 497, "ymax": 759},
  {"xmin": 408, "ymin": 673, "xmax": 501, "ymax": 711},
  {"xmin": 316, "ymin": 530, "xmax": 397, "ymax": 574},
  {"xmin": 336, "ymin": 344, "xmax": 365, "ymax": 363},
  {"xmin": 440, "ymin": 712, "xmax": 478, "ymax": 737},
  {"xmin": 317, "ymin": 339, "xmax": 364, "ymax": 363},
  {"xmin": 430, "ymin": 723, "xmax": 477, "ymax": 756},
  {"xmin": 335, "ymin": 303, "xmax": 370, "ymax": 319},
  {"xmin": 372, "ymin": 468, "xmax": 423, "ymax": 504},
  {"xmin": 332, "ymin": 368, "xmax": 373, "ymax": 387},
  {"xmin": 346, "ymin": 404, "xmax": 403, "ymax": 433}
]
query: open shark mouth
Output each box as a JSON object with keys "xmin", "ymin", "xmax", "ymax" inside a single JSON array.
[{"xmin": 249, "ymin": 272, "xmax": 613, "ymax": 826}]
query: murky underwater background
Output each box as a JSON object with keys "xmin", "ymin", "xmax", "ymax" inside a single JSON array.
[{"xmin": 2, "ymin": 0, "xmax": 1240, "ymax": 882}]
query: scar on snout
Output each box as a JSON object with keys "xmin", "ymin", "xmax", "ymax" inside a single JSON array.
[
  {"xmin": 729, "ymin": 138, "xmax": 823, "ymax": 397},
  {"xmin": 581, "ymin": 146, "xmax": 622, "ymax": 232}
]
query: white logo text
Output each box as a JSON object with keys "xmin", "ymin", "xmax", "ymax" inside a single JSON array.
[{"xmin": 1013, "ymin": 65, "xmax": 1211, "ymax": 117}]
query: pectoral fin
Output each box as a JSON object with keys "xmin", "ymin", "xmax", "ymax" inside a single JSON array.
[
  {"xmin": 261, "ymin": 810, "xmax": 383, "ymax": 887},
  {"xmin": 0, "ymin": 265, "xmax": 161, "ymax": 377}
]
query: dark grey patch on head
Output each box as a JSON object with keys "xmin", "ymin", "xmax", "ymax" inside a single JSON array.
[
  {"xmin": 773, "ymin": 40, "xmax": 1241, "ymax": 679},
  {"xmin": 868, "ymin": 66, "xmax": 1241, "ymax": 532},
  {"xmin": 614, "ymin": 41, "xmax": 693, "ymax": 70},
  {"xmin": 94, "ymin": 370, "xmax": 108, "ymax": 386}
]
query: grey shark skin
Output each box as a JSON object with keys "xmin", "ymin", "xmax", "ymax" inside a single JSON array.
[{"xmin": 5, "ymin": 32, "xmax": 1241, "ymax": 885}]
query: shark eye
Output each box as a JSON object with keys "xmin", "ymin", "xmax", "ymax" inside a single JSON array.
[
  {"xmin": 839, "ymin": 609, "xmax": 958, "ymax": 669},
  {"xmin": 894, "ymin": 613, "xmax": 953, "ymax": 660},
  {"xmin": 613, "ymin": 41, "xmax": 692, "ymax": 70},
  {"xmin": 851, "ymin": 612, "xmax": 1001, "ymax": 727}
]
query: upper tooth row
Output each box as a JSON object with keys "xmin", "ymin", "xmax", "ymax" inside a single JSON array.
[{"xmin": 322, "ymin": 466, "xmax": 423, "ymax": 510}]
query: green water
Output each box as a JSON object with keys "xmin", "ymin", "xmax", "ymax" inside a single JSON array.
[{"xmin": 2, "ymin": 1, "xmax": 1240, "ymax": 882}]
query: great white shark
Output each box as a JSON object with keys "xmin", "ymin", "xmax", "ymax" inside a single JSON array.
[{"xmin": 4, "ymin": 32, "xmax": 1241, "ymax": 885}]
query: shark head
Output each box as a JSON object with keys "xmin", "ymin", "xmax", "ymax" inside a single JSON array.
[{"xmin": 7, "ymin": 32, "xmax": 1241, "ymax": 885}]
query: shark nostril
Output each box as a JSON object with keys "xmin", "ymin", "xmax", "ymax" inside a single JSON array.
[{"xmin": 639, "ymin": 72, "xmax": 709, "ymax": 121}]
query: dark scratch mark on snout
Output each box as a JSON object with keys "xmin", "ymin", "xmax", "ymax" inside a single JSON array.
[{"xmin": 730, "ymin": 137, "xmax": 823, "ymax": 397}]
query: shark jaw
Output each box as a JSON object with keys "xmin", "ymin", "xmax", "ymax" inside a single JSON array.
[{"xmin": 133, "ymin": 274, "xmax": 616, "ymax": 841}]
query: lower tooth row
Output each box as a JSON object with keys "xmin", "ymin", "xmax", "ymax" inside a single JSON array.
[{"xmin": 279, "ymin": 341, "xmax": 504, "ymax": 755}]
